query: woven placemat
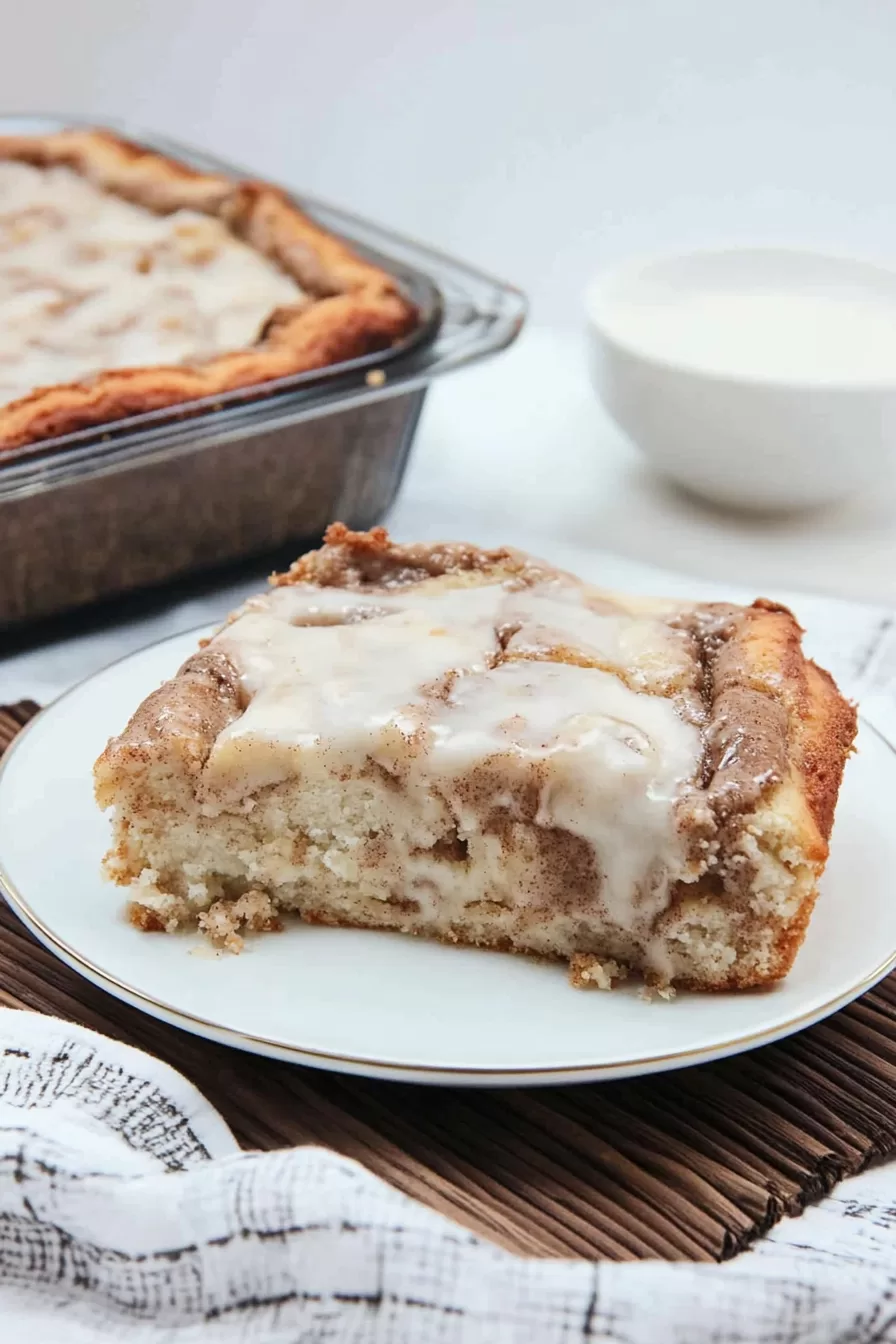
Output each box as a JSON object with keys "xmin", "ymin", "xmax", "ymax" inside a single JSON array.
[{"xmin": 2, "ymin": 699, "xmax": 895, "ymax": 1264}]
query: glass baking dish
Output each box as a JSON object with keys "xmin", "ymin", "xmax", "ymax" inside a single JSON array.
[{"xmin": 0, "ymin": 114, "xmax": 526, "ymax": 628}]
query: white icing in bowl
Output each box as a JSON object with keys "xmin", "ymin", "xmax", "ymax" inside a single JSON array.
[{"xmin": 586, "ymin": 248, "xmax": 896, "ymax": 512}]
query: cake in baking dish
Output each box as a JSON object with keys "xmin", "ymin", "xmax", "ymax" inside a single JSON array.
[
  {"xmin": 0, "ymin": 129, "xmax": 416, "ymax": 450},
  {"xmin": 94, "ymin": 525, "xmax": 856, "ymax": 991}
]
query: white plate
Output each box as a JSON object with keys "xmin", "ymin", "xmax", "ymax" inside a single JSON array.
[{"xmin": 0, "ymin": 627, "xmax": 893, "ymax": 1086}]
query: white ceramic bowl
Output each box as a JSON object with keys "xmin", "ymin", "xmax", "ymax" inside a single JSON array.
[{"xmin": 586, "ymin": 248, "xmax": 896, "ymax": 511}]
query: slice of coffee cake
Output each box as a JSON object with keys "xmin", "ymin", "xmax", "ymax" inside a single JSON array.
[{"xmin": 94, "ymin": 525, "xmax": 856, "ymax": 989}]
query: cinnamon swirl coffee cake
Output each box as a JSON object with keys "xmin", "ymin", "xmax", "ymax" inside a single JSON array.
[{"xmin": 94, "ymin": 526, "xmax": 856, "ymax": 990}]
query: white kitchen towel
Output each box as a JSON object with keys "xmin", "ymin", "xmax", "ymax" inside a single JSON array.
[{"xmin": 1, "ymin": 1008, "xmax": 895, "ymax": 1342}]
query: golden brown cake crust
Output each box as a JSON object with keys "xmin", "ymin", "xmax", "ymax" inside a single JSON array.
[
  {"xmin": 96, "ymin": 526, "xmax": 857, "ymax": 992},
  {"xmin": 0, "ymin": 131, "xmax": 418, "ymax": 451},
  {"xmin": 272, "ymin": 523, "xmax": 566, "ymax": 589}
]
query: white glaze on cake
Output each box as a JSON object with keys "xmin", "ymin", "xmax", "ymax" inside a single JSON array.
[{"xmin": 206, "ymin": 579, "xmax": 704, "ymax": 940}]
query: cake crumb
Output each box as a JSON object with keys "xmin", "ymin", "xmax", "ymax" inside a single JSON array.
[
  {"xmin": 569, "ymin": 954, "xmax": 628, "ymax": 990},
  {"xmin": 638, "ymin": 982, "xmax": 677, "ymax": 1002},
  {"xmin": 197, "ymin": 890, "xmax": 282, "ymax": 952}
]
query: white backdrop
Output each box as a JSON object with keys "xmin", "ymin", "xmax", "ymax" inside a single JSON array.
[{"xmin": 3, "ymin": 0, "xmax": 896, "ymax": 326}]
